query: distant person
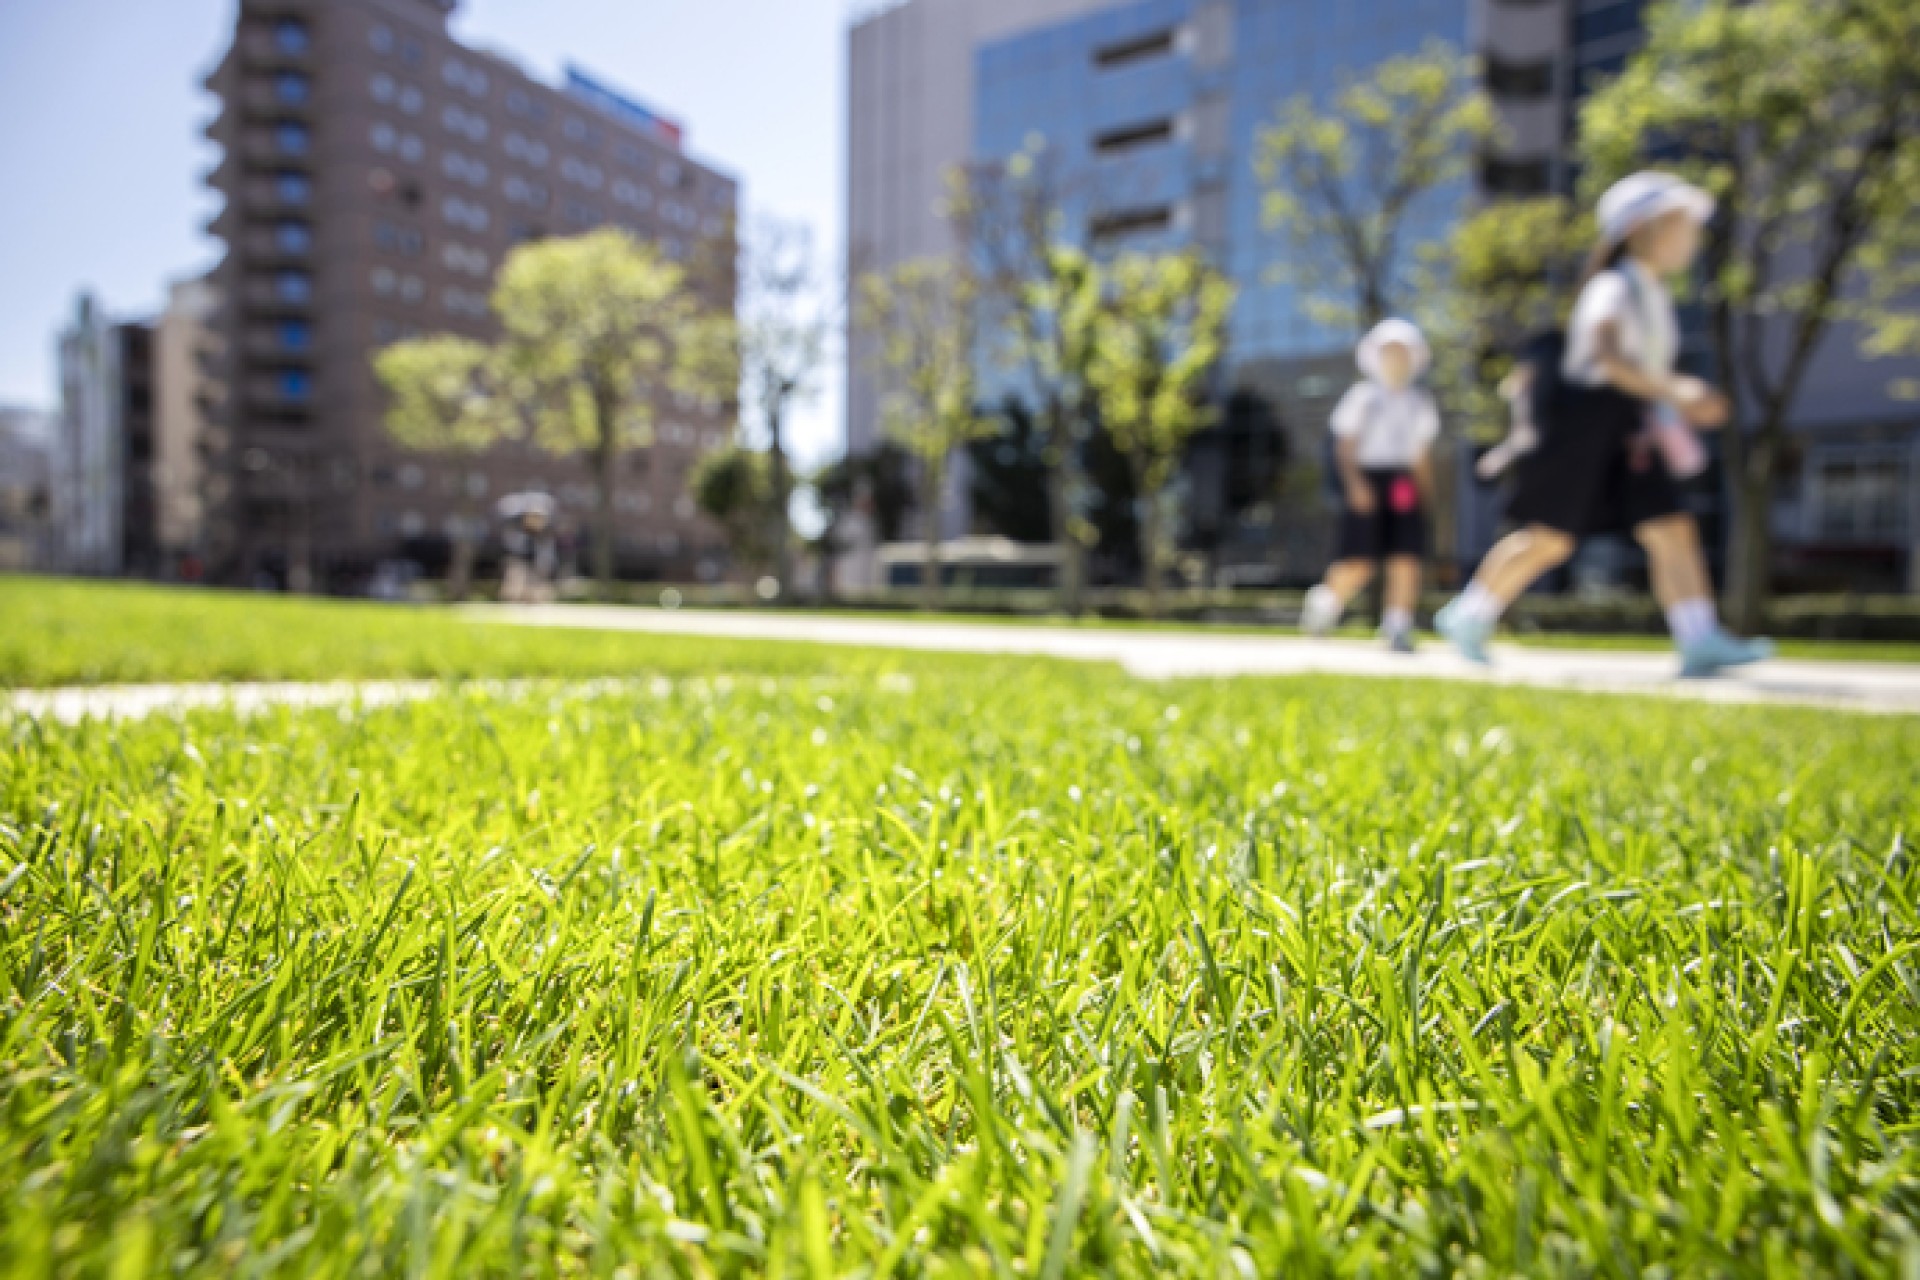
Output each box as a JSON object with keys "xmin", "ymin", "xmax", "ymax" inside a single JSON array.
[
  {"xmin": 1436, "ymin": 172, "xmax": 1771, "ymax": 677},
  {"xmin": 499, "ymin": 494, "xmax": 558, "ymax": 604},
  {"xmin": 1300, "ymin": 318, "xmax": 1439, "ymax": 653}
]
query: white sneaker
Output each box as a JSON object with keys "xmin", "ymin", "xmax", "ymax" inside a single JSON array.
[{"xmin": 1301, "ymin": 585, "xmax": 1342, "ymax": 637}]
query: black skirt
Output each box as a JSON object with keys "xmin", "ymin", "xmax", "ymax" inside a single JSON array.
[
  {"xmin": 1335, "ymin": 468, "xmax": 1428, "ymax": 561},
  {"xmin": 1506, "ymin": 384, "xmax": 1684, "ymax": 538}
]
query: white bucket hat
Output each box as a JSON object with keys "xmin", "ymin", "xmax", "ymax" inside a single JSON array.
[
  {"xmin": 1597, "ymin": 171, "xmax": 1715, "ymax": 249},
  {"xmin": 1356, "ymin": 317, "xmax": 1430, "ymax": 382}
]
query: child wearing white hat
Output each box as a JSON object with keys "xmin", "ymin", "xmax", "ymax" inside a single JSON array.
[
  {"xmin": 1436, "ymin": 171, "xmax": 1771, "ymax": 678},
  {"xmin": 1300, "ymin": 317, "xmax": 1440, "ymax": 652}
]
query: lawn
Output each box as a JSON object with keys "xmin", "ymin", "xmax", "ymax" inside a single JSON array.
[
  {"xmin": 4, "ymin": 631, "xmax": 1918, "ymax": 1274},
  {"xmin": 4, "ymin": 577, "xmax": 1918, "ymax": 689}
]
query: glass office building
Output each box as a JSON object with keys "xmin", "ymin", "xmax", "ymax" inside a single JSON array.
[
  {"xmin": 973, "ymin": 0, "xmax": 1472, "ymax": 579},
  {"xmin": 976, "ymin": 0, "xmax": 1471, "ymax": 365}
]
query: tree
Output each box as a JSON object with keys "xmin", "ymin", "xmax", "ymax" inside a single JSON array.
[
  {"xmin": 958, "ymin": 148, "xmax": 1106, "ymax": 612},
  {"xmin": 684, "ymin": 217, "xmax": 836, "ymax": 599},
  {"xmin": 1418, "ymin": 196, "xmax": 1596, "ymax": 440},
  {"xmin": 691, "ymin": 444, "xmax": 778, "ymax": 573},
  {"xmin": 373, "ymin": 335, "xmax": 510, "ymax": 599},
  {"xmin": 857, "ymin": 257, "xmax": 995, "ymax": 610},
  {"xmin": 491, "ymin": 229, "xmax": 702, "ymax": 592},
  {"xmin": 1255, "ymin": 39, "xmax": 1496, "ymax": 333},
  {"xmin": 1580, "ymin": 0, "xmax": 1920, "ymax": 631},
  {"xmin": 1086, "ymin": 251, "xmax": 1234, "ymax": 618}
]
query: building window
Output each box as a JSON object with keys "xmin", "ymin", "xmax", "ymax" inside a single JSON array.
[
  {"xmin": 560, "ymin": 157, "xmax": 604, "ymax": 189},
  {"xmin": 275, "ymin": 172, "xmax": 312, "ymax": 204},
  {"xmin": 279, "ymin": 320, "xmax": 312, "ymax": 350},
  {"xmin": 399, "ymin": 85, "xmax": 424, "ymax": 115},
  {"xmin": 1095, "ymin": 119, "xmax": 1175, "ymax": 156},
  {"xmin": 659, "ymin": 159, "xmax": 685, "ymax": 187},
  {"xmin": 370, "ymin": 121, "xmax": 397, "ymax": 153},
  {"xmin": 275, "ymin": 122, "xmax": 311, "ymax": 155},
  {"xmin": 505, "ymin": 132, "xmax": 550, "ymax": 166},
  {"xmin": 1089, "ymin": 205, "xmax": 1173, "ymax": 243},
  {"xmin": 399, "ymin": 275, "xmax": 425, "ymax": 303},
  {"xmin": 1810, "ymin": 453, "xmax": 1910, "ymax": 543},
  {"xmin": 444, "ymin": 287, "xmax": 489, "ymax": 318},
  {"xmin": 275, "ymin": 271, "xmax": 312, "ymax": 304},
  {"xmin": 370, "ymin": 23, "xmax": 395, "ymax": 54},
  {"xmin": 1486, "ymin": 56, "xmax": 1555, "ymax": 99},
  {"xmin": 563, "ymin": 200, "xmax": 600, "ymax": 230},
  {"xmin": 442, "ymin": 243, "xmax": 489, "ymax": 276},
  {"xmin": 442, "ymin": 195, "xmax": 491, "ymax": 232},
  {"xmin": 374, "ymin": 221, "xmax": 424, "ymax": 257},
  {"xmin": 371, "ymin": 266, "xmax": 397, "ymax": 297},
  {"xmin": 442, "ymin": 104, "xmax": 489, "ymax": 142},
  {"xmin": 399, "ymin": 37, "xmax": 425, "ymax": 68},
  {"xmin": 280, "ymin": 370, "xmax": 312, "ymax": 401},
  {"xmin": 1575, "ymin": 0, "xmax": 1647, "ymax": 48},
  {"xmin": 504, "ymin": 174, "xmax": 551, "ymax": 209},
  {"xmin": 612, "ymin": 178, "xmax": 651, "ymax": 209},
  {"xmin": 443, "ymin": 151, "xmax": 490, "ymax": 186},
  {"xmin": 371, "ymin": 72, "xmax": 397, "ymax": 104},
  {"xmin": 274, "ymin": 73, "xmax": 310, "ymax": 106},
  {"xmin": 1095, "ymin": 27, "xmax": 1178, "ymax": 69},
  {"xmin": 274, "ymin": 20, "xmax": 310, "ymax": 56},
  {"xmin": 563, "ymin": 115, "xmax": 588, "ymax": 142},
  {"xmin": 398, "ymin": 133, "xmax": 424, "ymax": 163},
  {"xmin": 275, "ymin": 221, "xmax": 313, "ymax": 254},
  {"xmin": 1481, "ymin": 157, "xmax": 1553, "ymax": 196}
]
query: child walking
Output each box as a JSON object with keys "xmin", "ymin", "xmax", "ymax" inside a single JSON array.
[
  {"xmin": 1301, "ymin": 318, "xmax": 1439, "ymax": 653},
  {"xmin": 1435, "ymin": 171, "xmax": 1771, "ymax": 678}
]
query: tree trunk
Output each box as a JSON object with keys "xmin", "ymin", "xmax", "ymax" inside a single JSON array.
[
  {"xmin": 1044, "ymin": 436, "xmax": 1086, "ymax": 617},
  {"xmin": 768, "ymin": 400, "xmax": 793, "ymax": 599},
  {"xmin": 591, "ymin": 386, "xmax": 619, "ymax": 597},
  {"xmin": 1133, "ymin": 459, "xmax": 1163, "ymax": 620},
  {"xmin": 921, "ymin": 455, "xmax": 944, "ymax": 612},
  {"xmin": 1725, "ymin": 428, "xmax": 1778, "ymax": 635}
]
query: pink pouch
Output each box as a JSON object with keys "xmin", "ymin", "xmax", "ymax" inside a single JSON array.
[{"xmin": 1650, "ymin": 407, "xmax": 1707, "ymax": 480}]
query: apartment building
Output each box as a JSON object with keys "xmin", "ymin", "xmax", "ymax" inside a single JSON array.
[{"xmin": 202, "ymin": 0, "xmax": 740, "ymax": 588}]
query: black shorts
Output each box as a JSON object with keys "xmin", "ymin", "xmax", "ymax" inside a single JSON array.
[
  {"xmin": 1335, "ymin": 468, "xmax": 1427, "ymax": 562},
  {"xmin": 1507, "ymin": 384, "xmax": 1684, "ymax": 538}
]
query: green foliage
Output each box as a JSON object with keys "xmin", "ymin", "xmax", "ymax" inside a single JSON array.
[
  {"xmin": 373, "ymin": 335, "xmax": 510, "ymax": 455},
  {"xmin": 483, "ymin": 229, "xmax": 711, "ymax": 589},
  {"xmin": 1256, "ymin": 39, "xmax": 1496, "ymax": 332},
  {"xmin": 858, "ymin": 257, "xmax": 998, "ymax": 606},
  {"xmin": 492, "ymin": 228, "xmax": 698, "ymax": 458},
  {"xmin": 5, "ymin": 618, "xmax": 1919, "ymax": 1275},
  {"xmin": 690, "ymin": 445, "xmax": 779, "ymax": 571},
  {"xmin": 1086, "ymin": 252, "xmax": 1234, "ymax": 612},
  {"xmin": 1577, "ymin": 0, "xmax": 1920, "ymax": 626}
]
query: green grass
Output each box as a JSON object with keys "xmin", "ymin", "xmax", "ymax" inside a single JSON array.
[
  {"xmin": 5, "ymin": 577, "xmax": 1917, "ymax": 691},
  {"xmin": 4, "ymin": 647, "xmax": 1919, "ymax": 1275}
]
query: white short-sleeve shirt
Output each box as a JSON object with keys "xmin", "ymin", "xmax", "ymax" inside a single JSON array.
[
  {"xmin": 1563, "ymin": 260, "xmax": 1678, "ymax": 388},
  {"xmin": 1330, "ymin": 381, "xmax": 1440, "ymax": 469}
]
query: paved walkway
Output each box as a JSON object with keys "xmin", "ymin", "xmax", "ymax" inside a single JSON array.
[
  {"xmin": 7, "ymin": 611, "xmax": 1913, "ymax": 723},
  {"xmin": 471, "ymin": 604, "xmax": 1920, "ymax": 716}
]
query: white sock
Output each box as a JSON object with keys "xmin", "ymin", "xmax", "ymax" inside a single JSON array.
[
  {"xmin": 1455, "ymin": 583, "xmax": 1503, "ymax": 626},
  {"xmin": 1305, "ymin": 584, "xmax": 1344, "ymax": 627},
  {"xmin": 1666, "ymin": 598, "xmax": 1718, "ymax": 646},
  {"xmin": 1382, "ymin": 607, "xmax": 1414, "ymax": 637}
]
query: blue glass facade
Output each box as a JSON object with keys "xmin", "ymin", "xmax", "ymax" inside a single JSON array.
[{"xmin": 974, "ymin": 0, "xmax": 1472, "ymax": 369}]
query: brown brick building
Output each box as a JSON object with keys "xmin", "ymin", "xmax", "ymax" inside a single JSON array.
[{"xmin": 203, "ymin": 0, "xmax": 739, "ymax": 589}]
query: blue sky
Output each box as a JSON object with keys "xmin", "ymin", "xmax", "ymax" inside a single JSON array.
[{"xmin": 0, "ymin": 0, "xmax": 849, "ymax": 466}]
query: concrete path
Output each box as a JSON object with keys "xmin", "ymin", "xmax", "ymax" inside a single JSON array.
[
  {"xmin": 7, "ymin": 611, "xmax": 1913, "ymax": 723},
  {"xmin": 470, "ymin": 604, "xmax": 1920, "ymax": 716}
]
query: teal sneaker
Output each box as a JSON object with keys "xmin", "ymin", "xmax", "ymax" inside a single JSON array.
[
  {"xmin": 1679, "ymin": 630, "xmax": 1774, "ymax": 679},
  {"xmin": 1435, "ymin": 599, "xmax": 1493, "ymax": 665}
]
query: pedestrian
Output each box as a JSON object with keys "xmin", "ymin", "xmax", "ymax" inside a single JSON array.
[
  {"xmin": 1435, "ymin": 171, "xmax": 1772, "ymax": 678},
  {"xmin": 1300, "ymin": 317, "xmax": 1439, "ymax": 653}
]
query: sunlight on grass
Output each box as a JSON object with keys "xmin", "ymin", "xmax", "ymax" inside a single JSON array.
[{"xmin": 4, "ymin": 658, "xmax": 1916, "ymax": 1274}]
